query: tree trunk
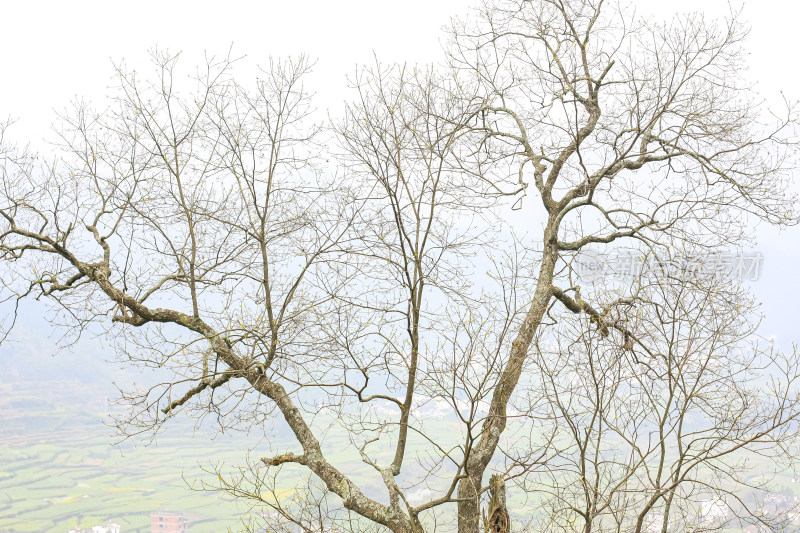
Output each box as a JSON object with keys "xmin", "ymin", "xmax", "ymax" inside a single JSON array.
[
  {"xmin": 458, "ymin": 473, "xmax": 483, "ymax": 533},
  {"xmin": 484, "ymin": 475, "xmax": 510, "ymax": 533},
  {"xmin": 456, "ymin": 239, "xmax": 559, "ymax": 532}
]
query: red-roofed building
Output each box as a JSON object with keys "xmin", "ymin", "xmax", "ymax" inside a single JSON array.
[{"xmin": 150, "ymin": 512, "xmax": 187, "ymax": 533}]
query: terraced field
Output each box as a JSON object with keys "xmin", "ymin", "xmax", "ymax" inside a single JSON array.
[
  {"xmin": 0, "ymin": 437, "xmax": 260, "ymax": 532},
  {"xmin": 0, "ymin": 381, "xmax": 293, "ymax": 533},
  {"xmin": 0, "ymin": 380, "xmax": 400, "ymax": 533},
  {"xmin": 3, "ymin": 379, "xmax": 798, "ymax": 533}
]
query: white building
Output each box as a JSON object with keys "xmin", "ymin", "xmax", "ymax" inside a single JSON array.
[{"xmin": 698, "ymin": 498, "xmax": 728, "ymax": 526}]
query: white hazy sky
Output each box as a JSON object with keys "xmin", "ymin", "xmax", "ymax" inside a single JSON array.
[{"xmin": 0, "ymin": 0, "xmax": 798, "ymax": 350}]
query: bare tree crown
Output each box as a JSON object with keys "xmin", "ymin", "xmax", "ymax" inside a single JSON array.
[{"xmin": 1, "ymin": 2, "xmax": 799, "ymax": 532}]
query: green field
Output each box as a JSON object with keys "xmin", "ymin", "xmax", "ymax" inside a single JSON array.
[
  {"xmin": 0, "ymin": 381, "xmax": 298, "ymax": 533},
  {"xmin": 0, "ymin": 436, "xmax": 260, "ymax": 533},
  {"xmin": 0, "ymin": 380, "xmax": 401, "ymax": 533},
  {"xmin": 2, "ymin": 379, "xmax": 798, "ymax": 533}
]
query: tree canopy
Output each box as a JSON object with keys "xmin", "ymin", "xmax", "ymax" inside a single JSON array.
[{"xmin": 1, "ymin": 1, "xmax": 799, "ymax": 532}]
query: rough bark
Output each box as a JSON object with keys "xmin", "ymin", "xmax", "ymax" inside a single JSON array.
[
  {"xmin": 483, "ymin": 475, "xmax": 509, "ymax": 533},
  {"xmin": 457, "ymin": 229, "xmax": 559, "ymax": 532}
]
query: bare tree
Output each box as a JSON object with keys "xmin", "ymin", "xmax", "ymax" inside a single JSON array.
[
  {"xmin": 512, "ymin": 264, "xmax": 800, "ymax": 533},
  {"xmin": 1, "ymin": 1, "xmax": 799, "ymax": 532},
  {"xmin": 444, "ymin": 1, "xmax": 800, "ymax": 530}
]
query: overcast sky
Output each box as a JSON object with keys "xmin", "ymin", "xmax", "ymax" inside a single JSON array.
[{"xmin": 0, "ymin": 0, "xmax": 798, "ymax": 364}]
